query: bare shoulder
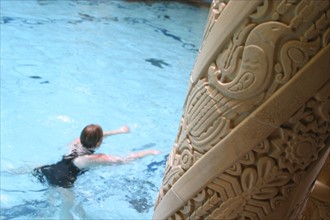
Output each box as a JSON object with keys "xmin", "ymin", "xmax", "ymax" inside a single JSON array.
[{"xmin": 73, "ymin": 155, "xmax": 93, "ymax": 169}]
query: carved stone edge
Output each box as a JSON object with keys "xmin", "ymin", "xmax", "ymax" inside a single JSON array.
[
  {"xmin": 153, "ymin": 45, "xmax": 330, "ymax": 219},
  {"xmin": 189, "ymin": 0, "xmax": 263, "ymax": 86}
]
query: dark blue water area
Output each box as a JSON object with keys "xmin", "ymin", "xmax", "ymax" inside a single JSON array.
[{"xmin": 0, "ymin": 0, "xmax": 209, "ymax": 219}]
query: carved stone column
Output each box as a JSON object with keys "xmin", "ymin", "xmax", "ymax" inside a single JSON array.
[
  {"xmin": 154, "ymin": 0, "xmax": 330, "ymax": 219},
  {"xmin": 301, "ymin": 156, "xmax": 330, "ymax": 220}
]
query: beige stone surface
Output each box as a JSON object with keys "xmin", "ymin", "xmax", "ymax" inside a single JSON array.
[{"xmin": 153, "ymin": 0, "xmax": 330, "ymax": 219}]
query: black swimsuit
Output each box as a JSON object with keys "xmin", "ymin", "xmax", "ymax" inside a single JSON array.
[{"xmin": 33, "ymin": 148, "xmax": 94, "ymax": 188}]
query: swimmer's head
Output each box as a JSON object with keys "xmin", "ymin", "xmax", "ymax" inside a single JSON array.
[{"xmin": 80, "ymin": 124, "xmax": 103, "ymax": 149}]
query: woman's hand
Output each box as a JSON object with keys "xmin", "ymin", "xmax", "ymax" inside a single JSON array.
[
  {"xmin": 119, "ymin": 125, "xmax": 130, "ymax": 134},
  {"xmin": 103, "ymin": 125, "xmax": 130, "ymax": 137},
  {"xmin": 146, "ymin": 149, "xmax": 161, "ymax": 155}
]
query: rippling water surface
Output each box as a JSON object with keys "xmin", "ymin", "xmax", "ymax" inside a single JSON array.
[{"xmin": 0, "ymin": 0, "xmax": 208, "ymax": 219}]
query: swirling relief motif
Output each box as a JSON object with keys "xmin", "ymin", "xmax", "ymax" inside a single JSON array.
[{"xmin": 208, "ymin": 21, "xmax": 291, "ymax": 100}]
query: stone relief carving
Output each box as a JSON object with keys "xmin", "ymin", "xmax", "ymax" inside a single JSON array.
[
  {"xmin": 169, "ymin": 81, "xmax": 329, "ymax": 219},
  {"xmin": 301, "ymin": 197, "xmax": 330, "ymax": 220},
  {"xmin": 154, "ymin": 0, "xmax": 330, "ymax": 219},
  {"xmin": 208, "ymin": 21, "xmax": 290, "ymax": 100},
  {"xmin": 201, "ymin": 0, "xmax": 228, "ymax": 44}
]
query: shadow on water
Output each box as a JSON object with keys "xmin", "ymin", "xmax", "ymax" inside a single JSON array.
[
  {"xmin": 124, "ymin": 177, "xmax": 159, "ymax": 213},
  {"xmin": 147, "ymin": 154, "xmax": 169, "ymax": 172},
  {"xmin": 124, "ymin": 154, "xmax": 168, "ymax": 213},
  {"xmin": 107, "ymin": 153, "xmax": 169, "ymax": 213},
  {"xmin": 100, "ymin": 154, "xmax": 169, "ymax": 214},
  {"xmin": 0, "ymin": 200, "xmax": 50, "ymax": 220},
  {"xmin": 1, "ymin": 1, "xmax": 201, "ymax": 54},
  {"xmin": 132, "ymin": 142, "xmax": 157, "ymax": 151}
]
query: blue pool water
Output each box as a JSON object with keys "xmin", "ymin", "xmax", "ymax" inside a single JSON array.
[{"xmin": 0, "ymin": 0, "xmax": 208, "ymax": 219}]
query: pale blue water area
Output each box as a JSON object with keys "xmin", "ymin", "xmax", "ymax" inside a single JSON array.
[{"xmin": 0, "ymin": 0, "xmax": 208, "ymax": 219}]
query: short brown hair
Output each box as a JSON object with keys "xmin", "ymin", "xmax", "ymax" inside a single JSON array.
[{"xmin": 80, "ymin": 124, "xmax": 103, "ymax": 149}]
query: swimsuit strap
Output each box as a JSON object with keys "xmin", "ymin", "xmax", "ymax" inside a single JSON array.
[{"xmin": 68, "ymin": 144, "xmax": 95, "ymax": 157}]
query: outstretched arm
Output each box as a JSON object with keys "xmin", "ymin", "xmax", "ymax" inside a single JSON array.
[
  {"xmin": 68, "ymin": 125, "xmax": 130, "ymax": 146},
  {"xmin": 73, "ymin": 149, "xmax": 161, "ymax": 169},
  {"xmin": 103, "ymin": 125, "xmax": 130, "ymax": 137},
  {"xmin": 125, "ymin": 150, "xmax": 161, "ymax": 162}
]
